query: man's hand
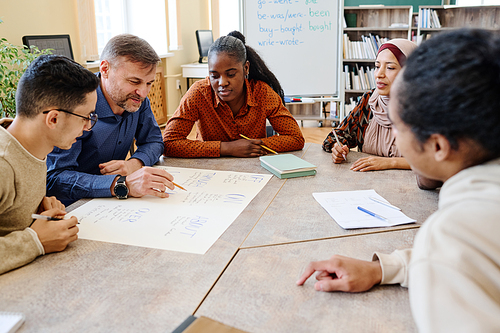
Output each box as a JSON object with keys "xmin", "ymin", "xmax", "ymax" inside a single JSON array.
[
  {"xmin": 30, "ymin": 208, "xmax": 79, "ymax": 253},
  {"xmin": 220, "ymin": 139, "xmax": 267, "ymax": 157},
  {"xmin": 119, "ymin": 167, "xmax": 175, "ymax": 198},
  {"xmin": 331, "ymin": 143, "xmax": 349, "ymax": 164},
  {"xmin": 38, "ymin": 196, "xmax": 65, "ymax": 214},
  {"xmin": 296, "ymin": 255, "xmax": 382, "ymax": 292},
  {"xmin": 99, "ymin": 158, "xmax": 143, "ymax": 176}
]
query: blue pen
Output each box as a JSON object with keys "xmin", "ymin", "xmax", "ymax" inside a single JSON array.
[{"xmin": 357, "ymin": 206, "xmax": 389, "ymax": 222}]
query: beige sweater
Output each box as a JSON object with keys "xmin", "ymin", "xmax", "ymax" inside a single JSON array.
[
  {"xmin": 0, "ymin": 125, "xmax": 45, "ymax": 274},
  {"xmin": 374, "ymin": 158, "xmax": 500, "ymax": 332}
]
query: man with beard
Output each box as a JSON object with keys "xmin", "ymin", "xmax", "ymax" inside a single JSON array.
[{"xmin": 47, "ymin": 34, "xmax": 174, "ymax": 204}]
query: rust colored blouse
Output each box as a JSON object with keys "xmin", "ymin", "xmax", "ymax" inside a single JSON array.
[{"xmin": 163, "ymin": 78, "xmax": 305, "ymax": 157}]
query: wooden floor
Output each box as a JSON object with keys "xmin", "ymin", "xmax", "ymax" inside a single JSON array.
[{"xmin": 300, "ymin": 121, "xmax": 332, "ymax": 144}]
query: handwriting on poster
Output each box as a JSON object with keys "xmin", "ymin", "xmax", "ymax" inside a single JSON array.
[{"xmin": 71, "ymin": 167, "xmax": 273, "ymax": 254}]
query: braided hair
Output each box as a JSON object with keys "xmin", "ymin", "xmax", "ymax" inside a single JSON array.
[{"xmin": 208, "ymin": 31, "xmax": 285, "ymax": 105}]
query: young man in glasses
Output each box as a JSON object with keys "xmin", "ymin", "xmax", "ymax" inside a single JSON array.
[
  {"xmin": 46, "ymin": 34, "xmax": 175, "ymax": 204},
  {"xmin": 0, "ymin": 55, "xmax": 99, "ymax": 274}
]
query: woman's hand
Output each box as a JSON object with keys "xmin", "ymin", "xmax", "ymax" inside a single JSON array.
[
  {"xmin": 296, "ymin": 255, "xmax": 382, "ymax": 292},
  {"xmin": 220, "ymin": 139, "xmax": 266, "ymax": 157},
  {"xmin": 350, "ymin": 156, "xmax": 410, "ymax": 172},
  {"xmin": 331, "ymin": 143, "xmax": 349, "ymax": 164}
]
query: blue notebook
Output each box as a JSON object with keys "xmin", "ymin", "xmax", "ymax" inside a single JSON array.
[{"xmin": 259, "ymin": 154, "xmax": 317, "ymax": 179}]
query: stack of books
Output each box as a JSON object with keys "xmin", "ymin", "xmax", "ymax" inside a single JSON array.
[{"xmin": 259, "ymin": 154, "xmax": 317, "ymax": 179}]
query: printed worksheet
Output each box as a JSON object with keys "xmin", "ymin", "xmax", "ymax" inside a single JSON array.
[
  {"xmin": 69, "ymin": 167, "xmax": 272, "ymax": 254},
  {"xmin": 313, "ymin": 189, "xmax": 416, "ymax": 229}
]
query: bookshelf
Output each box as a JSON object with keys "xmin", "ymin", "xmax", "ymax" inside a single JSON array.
[
  {"xmin": 417, "ymin": 5, "xmax": 500, "ymax": 42},
  {"xmin": 342, "ymin": 5, "xmax": 413, "ymax": 115}
]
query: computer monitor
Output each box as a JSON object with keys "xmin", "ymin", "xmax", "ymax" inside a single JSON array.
[
  {"xmin": 22, "ymin": 34, "xmax": 74, "ymax": 60},
  {"xmin": 196, "ymin": 30, "xmax": 214, "ymax": 63}
]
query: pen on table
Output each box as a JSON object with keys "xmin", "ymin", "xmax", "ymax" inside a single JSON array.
[
  {"xmin": 332, "ymin": 130, "xmax": 347, "ymax": 161},
  {"xmin": 369, "ymin": 196, "xmax": 401, "ymax": 210},
  {"xmin": 31, "ymin": 214, "xmax": 79, "ymax": 224},
  {"xmin": 357, "ymin": 206, "xmax": 389, "ymax": 222},
  {"xmin": 239, "ymin": 134, "xmax": 278, "ymax": 155}
]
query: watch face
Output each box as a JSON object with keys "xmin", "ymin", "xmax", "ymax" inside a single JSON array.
[{"xmin": 115, "ymin": 183, "xmax": 128, "ymax": 199}]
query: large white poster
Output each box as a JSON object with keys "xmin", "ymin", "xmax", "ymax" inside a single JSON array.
[{"xmin": 69, "ymin": 167, "xmax": 272, "ymax": 254}]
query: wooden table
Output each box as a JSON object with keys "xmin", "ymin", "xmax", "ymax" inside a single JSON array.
[
  {"xmin": 196, "ymin": 229, "xmax": 419, "ymax": 333},
  {"xmin": 0, "ymin": 144, "xmax": 439, "ymax": 332},
  {"xmin": 241, "ymin": 144, "xmax": 438, "ymax": 248}
]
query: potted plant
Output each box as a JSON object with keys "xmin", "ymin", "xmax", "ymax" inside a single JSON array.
[{"xmin": 0, "ymin": 18, "xmax": 52, "ymax": 118}]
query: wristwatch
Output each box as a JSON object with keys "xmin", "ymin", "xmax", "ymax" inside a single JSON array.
[{"xmin": 114, "ymin": 176, "xmax": 129, "ymax": 199}]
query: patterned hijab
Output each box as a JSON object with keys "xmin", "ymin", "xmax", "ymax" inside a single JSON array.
[{"xmin": 363, "ymin": 39, "xmax": 417, "ymax": 157}]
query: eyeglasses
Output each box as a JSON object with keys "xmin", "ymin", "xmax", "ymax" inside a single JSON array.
[{"xmin": 42, "ymin": 109, "xmax": 98, "ymax": 130}]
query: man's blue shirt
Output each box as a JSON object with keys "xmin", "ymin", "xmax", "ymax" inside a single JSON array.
[{"xmin": 46, "ymin": 80, "xmax": 163, "ymax": 203}]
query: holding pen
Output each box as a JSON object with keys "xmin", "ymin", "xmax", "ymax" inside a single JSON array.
[
  {"xmin": 31, "ymin": 213, "xmax": 80, "ymax": 224},
  {"xmin": 32, "ymin": 214, "xmax": 64, "ymax": 221},
  {"xmin": 239, "ymin": 134, "xmax": 278, "ymax": 155},
  {"xmin": 332, "ymin": 130, "xmax": 347, "ymax": 161}
]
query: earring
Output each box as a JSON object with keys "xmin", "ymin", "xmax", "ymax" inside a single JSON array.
[{"xmin": 245, "ymin": 73, "xmax": 249, "ymax": 79}]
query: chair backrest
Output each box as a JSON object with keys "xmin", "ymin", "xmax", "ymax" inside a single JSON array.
[{"xmin": 147, "ymin": 65, "xmax": 168, "ymax": 126}]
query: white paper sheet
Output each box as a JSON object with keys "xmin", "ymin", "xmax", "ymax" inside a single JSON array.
[
  {"xmin": 68, "ymin": 167, "xmax": 272, "ymax": 254},
  {"xmin": 313, "ymin": 189, "xmax": 416, "ymax": 229}
]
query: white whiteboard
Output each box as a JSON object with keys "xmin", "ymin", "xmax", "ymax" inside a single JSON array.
[{"xmin": 242, "ymin": 0, "xmax": 342, "ymax": 97}]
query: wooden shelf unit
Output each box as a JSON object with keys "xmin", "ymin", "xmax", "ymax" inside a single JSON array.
[
  {"xmin": 342, "ymin": 6, "xmax": 413, "ymax": 115},
  {"xmin": 417, "ymin": 5, "xmax": 500, "ymax": 40}
]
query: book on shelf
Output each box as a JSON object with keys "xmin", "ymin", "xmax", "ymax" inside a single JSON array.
[
  {"xmin": 357, "ymin": 65, "xmax": 367, "ymax": 90},
  {"xmin": 259, "ymin": 154, "xmax": 317, "ymax": 179},
  {"xmin": 420, "ymin": 8, "xmax": 441, "ymax": 29},
  {"xmin": 344, "ymin": 65, "xmax": 375, "ymax": 91},
  {"xmin": 344, "ymin": 64, "xmax": 351, "ymax": 90},
  {"xmin": 344, "ymin": 96, "xmax": 360, "ymax": 115},
  {"xmin": 343, "ymin": 33, "xmax": 388, "ymax": 60}
]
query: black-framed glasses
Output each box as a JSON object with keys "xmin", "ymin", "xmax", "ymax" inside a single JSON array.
[{"xmin": 42, "ymin": 109, "xmax": 98, "ymax": 130}]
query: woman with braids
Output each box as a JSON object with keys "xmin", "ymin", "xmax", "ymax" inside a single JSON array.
[
  {"xmin": 297, "ymin": 29, "xmax": 500, "ymax": 331},
  {"xmin": 324, "ymin": 39, "xmax": 416, "ymax": 172},
  {"xmin": 163, "ymin": 31, "xmax": 304, "ymax": 158}
]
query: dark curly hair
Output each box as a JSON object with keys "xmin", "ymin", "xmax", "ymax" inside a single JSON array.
[{"xmin": 397, "ymin": 28, "xmax": 500, "ymax": 160}]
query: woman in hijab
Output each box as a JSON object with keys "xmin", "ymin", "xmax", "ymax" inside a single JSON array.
[{"xmin": 323, "ymin": 39, "xmax": 417, "ymax": 172}]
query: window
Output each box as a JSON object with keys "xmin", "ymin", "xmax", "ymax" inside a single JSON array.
[
  {"xmin": 167, "ymin": 0, "xmax": 182, "ymax": 51},
  {"xmin": 94, "ymin": 0, "xmax": 126, "ymax": 55},
  {"xmin": 210, "ymin": 0, "xmax": 240, "ymax": 39},
  {"xmin": 218, "ymin": 0, "xmax": 240, "ymax": 37},
  {"xmin": 77, "ymin": 0, "xmax": 170, "ymax": 61}
]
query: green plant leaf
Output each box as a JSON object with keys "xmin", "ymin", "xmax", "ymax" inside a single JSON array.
[{"xmin": 0, "ymin": 22, "xmax": 53, "ymax": 118}]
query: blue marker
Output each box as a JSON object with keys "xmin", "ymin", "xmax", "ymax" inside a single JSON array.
[{"xmin": 357, "ymin": 206, "xmax": 389, "ymax": 222}]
